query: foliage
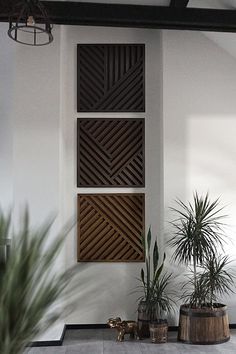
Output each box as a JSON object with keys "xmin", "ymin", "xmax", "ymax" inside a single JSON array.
[
  {"xmin": 180, "ymin": 269, "xmax": 210, "ymax": 308},
  {"xmin": 0, "ymin": 209, "xmax": 76, "ymax": 354},
  {"xmin": 169, "ymin": 193, "xmax": 225, "ymax": 267},
  {"xmin": 169, "ymin": 192, "xmax": 234, "ymax": 308},
  {"xmin": 137, "ymin": 227, "xmax": 175, "ymax": 321},
  {"xmin": 199, "ymin": 255, "xmax": 234, "ymax": 307}
]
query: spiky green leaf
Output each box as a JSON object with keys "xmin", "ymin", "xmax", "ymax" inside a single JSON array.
[{"xmin": 153, "ymin": 240, "xmax": 159, "ymax": 273}]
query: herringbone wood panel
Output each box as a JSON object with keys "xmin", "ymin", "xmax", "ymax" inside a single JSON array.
[
  {"xmin": 77, "ymin": 194, "xmax": 145, "ymax": 262},
  {"xmin": 77, "ymin": 118, "xmax": 145, "ymax": 187},
  {"xmin": 77, "ymin": 44, "xmax": 145, "ymax": 112}
]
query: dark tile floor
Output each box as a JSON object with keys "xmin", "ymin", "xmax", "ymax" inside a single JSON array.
[{"xmin": 25, "ymin": 329, "xmax": 236, "ymax": 354}]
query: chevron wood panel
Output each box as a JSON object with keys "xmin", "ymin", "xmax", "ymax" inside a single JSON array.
[
  {"xmin": 77, "ymin": 44, "xmax": 145, "ymax": 112},
  {"xmin": 77, "ymin": 118, "xmax": 145, "ymax": 187},
  {"xmin": 77, "ymin": 194, "xmax": 145, "ymax": 262}
]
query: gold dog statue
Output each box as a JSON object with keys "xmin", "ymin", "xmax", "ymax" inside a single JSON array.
[{"xmin": 107, "ymin": 317, "xmax": 139, "ymax": 342}]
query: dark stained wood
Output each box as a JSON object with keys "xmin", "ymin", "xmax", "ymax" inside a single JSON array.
[
  {"xmin": 137, "ymin": 301, "xmax": 150, "ymax": 338},
  {"xmin": 77, "ymin": 194, "xmax": 145, "ymax": 262},
  {"xmin": 77, "ymin": 118, "xmax": 145, "ymax": 187},
  {"xmin": 1, "ymin": 1, "xmax": 236, "ymax": 33},
  {"xmin": 77, "ymin": 44, "xmax": 145, "ymax": 112},
  {"xmin": 178, "ymin": 304, "xmax": 230, "ymax": 344}
]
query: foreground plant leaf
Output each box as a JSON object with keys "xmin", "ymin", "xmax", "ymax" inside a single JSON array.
[{"xmin": 0, "ymin": 209, "xmax": 77, "ymax": 354}]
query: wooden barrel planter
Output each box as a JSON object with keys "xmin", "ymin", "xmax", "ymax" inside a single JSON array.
[
  {"xmin": 137, "ymin": 301, "xmax": 150, "ymax": 338},
  {"xmin": 149, "ymin": 320, "xmax": 168, "ymax": 343},
  {"xmin": 178, "ymin": 304, "xmax": 230, "ymax": 344}
]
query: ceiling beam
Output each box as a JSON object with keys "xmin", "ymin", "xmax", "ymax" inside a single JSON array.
[
  {"xmin": 170, "ymin": 0, "xmax": 189, "ymax": 7},
  {"xmin": 1, "ymin": 1, "xmax": 236, "ymax": 33}
]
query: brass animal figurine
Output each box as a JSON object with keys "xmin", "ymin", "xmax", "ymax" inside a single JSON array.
[{"xmin": 107, "ymin": 317, "xmax": 139, "ymax": 342}]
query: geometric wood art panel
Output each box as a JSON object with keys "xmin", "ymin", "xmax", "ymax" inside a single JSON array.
[
  {"xmin": 77, "ymin": 118, "xmax": 145, "ymax": 187},
  {"xmin": 77, "ymin": 194, "xmax": 145, "ymax": 262},
  {"xmin": 77, "ymin": 44, "xmax": 145, "ymax": 112}
]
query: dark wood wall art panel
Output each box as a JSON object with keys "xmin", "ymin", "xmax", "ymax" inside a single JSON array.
[
  {"xmin": 77, "ymin": 118, "xmax": 145, "ymax": 187},
  {"xmin": 77, "ymin": 44, "xmax": 145, "ymax": 112},
  {"xmin": 77, "ymin": 194, "xmax": 145, "ymax": 262}
]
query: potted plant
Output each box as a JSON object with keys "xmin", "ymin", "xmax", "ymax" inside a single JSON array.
[
  {"xmin": 169, "ymin": 193, "xmax": 234, "ymax": 344},
  {"xmin": 0, "ymin": 208, "xmax": 79, "ymax": 354},
  {"xmin": 136, "ymin": 227, "xmax": 175, "ymax": 342}
]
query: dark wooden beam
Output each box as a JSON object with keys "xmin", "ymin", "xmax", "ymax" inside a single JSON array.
[
  {"xmin": 1, "ymin": 1, "xmax": 236, "ymax": 33},
  {"xmin": 170, "ymin": 0, "xmax": 189, "ymax": 7}
]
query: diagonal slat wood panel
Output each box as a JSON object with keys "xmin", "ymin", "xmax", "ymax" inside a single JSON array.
[
  {"xmin": 77, "ymin": 194, "xmax": 145, "ymax": 262},
  {"xmin": 77, "ymin": 44, "xmax": 145, "ymax": 112},
  {"xmin": 77, "ymin": 118, "xmax": 145, "ymax": 187}
]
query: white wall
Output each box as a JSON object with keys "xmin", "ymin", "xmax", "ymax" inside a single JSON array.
[
  {"xmin": 0, "ymin": 29, "xmax": 15, "ymax": 209},
  {"xmin": 2, "ymin": 21, "xmax": 236, "ymax": 339},
  {"xmin": 0, "ymin": 23, "xmax": 64, "ymax": 340},
  {"xmin": 163, "ymin": 30, "xmax": 236, "ymax": 323},
  {"xmin": 0, "ymin": 23, "xmax": 61, "ymax": 221}
]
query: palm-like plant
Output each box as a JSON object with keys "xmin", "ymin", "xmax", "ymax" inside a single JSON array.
[
  {"xmin": 169, "ymin": 192, "xmax": 234, "ymax": 308},
  {"xmin": 180, "ymin": 273, "xmax": 209, "ymax": 308},
  {"xmin": 138, "ymin": 228, "xmax": 174, "ymax": 321},
  {"xmin": 0, "ymin": 209, "xmax": 77, "ymax": 354},
  {"xmin": 200, "ymin": 255, "xmax": 234, "ymax": 307}
]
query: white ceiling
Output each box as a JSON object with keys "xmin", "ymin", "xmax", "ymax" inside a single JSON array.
[{"xmin": 48, "ymin": 0, "xmax": 236, "ymax": 9}]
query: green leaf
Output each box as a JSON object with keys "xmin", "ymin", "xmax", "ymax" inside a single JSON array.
[
  {"xmin": 168, "ymin": 192, "xmax": 229, "ymax": 307},
  {"xmin": 147, "ymin": 227, "xmax": 151, "ymax": 253},
  {"xmin": 141, "ymin": 268, "xmax": 145, "ymax": 285},
  {"xmin": 133, "ymin": 227, "xmax": 175, "ymax": 319},
  {"xmin": 153, "ymin": 241, "xmax": 159, "ymax": 273},
  {"xmin": 0, "ymin": 208, "xmax": 79, "ymax": 354},
  {"xmin": 140, "ymin": 232, "xmax": 145, "ymax": 253},
  {"xmin": 154, "ymin": 262, "xmax": 164, "ymax": 284}
]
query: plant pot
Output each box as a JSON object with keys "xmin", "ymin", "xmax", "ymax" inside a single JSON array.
[
  {"xmin": 137, "ymin": 301, "xmax": 150, "ymax": 338},
  {"xmin": 149, "ymin": 319, "xmax": 168, "ymax": 343},
  {"xmin": 178, "ymin": 304, "xmax": 230, "ymax": 344}
]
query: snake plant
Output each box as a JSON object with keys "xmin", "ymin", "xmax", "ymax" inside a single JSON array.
[{"xmin": 138, "ymin": 228, "xmax": 174, "ymax": 321}]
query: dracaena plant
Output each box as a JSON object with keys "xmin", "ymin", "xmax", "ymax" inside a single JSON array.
[
  {"xmin": 138, "ymin": 228, "xmax": 174, "ymax": 321},
  {"xmin": 0, "ymin": 208, "xmax": 78, "ymax": 354},
  {"xmin": 169, "ymin": 192, "xmax": 234, "ymax": 308},
  {"xmin": 199, "ymin": 255, "xmax": 234, "ymax": 307}
]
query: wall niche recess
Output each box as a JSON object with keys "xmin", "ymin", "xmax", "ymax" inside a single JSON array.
[{"xmin": 77, "ymin": 44, "xmax": 145, "ymax": 112}]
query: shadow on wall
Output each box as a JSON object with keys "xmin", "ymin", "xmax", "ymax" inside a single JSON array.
[
  {"xmin": 163, "ymin": 30, "xmax": 236, "ymax": 322},
  {"xmin": 163, "ymin": 29, "xmax": 236, "ymax": 210},
  {"xmin": 65, "ymin": 262, "xmax": 143, "ymax": 324}
]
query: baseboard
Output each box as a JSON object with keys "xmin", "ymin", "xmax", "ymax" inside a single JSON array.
[
  {"xmin": 29, "ymin": 340, "xmax": 63, "ymax": 347},
  {"xmin": 66, "ymin": 323, "xmax": 109, "ymax": 329},
  {"xmin": 29, "ymin": 325, "xmax": 66, "ymax": 347},
  {"xmin": 29, "ymin": 323, "xmax": 236, "ymax": 347}
]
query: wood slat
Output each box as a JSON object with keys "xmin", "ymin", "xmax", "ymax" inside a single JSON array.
[
  {"xmin": 77, "ymin": 44, "xmax": 145, "ymax": 112},
  {"xmin": 77, "ymin": 194, "xmax": 145, "ymax": 262},
  {"xmin": 77, "ymin": 118, "xmax": 145, "ymax": 187}
]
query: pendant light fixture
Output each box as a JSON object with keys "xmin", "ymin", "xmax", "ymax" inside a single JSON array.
[{"xmin": 8, "ymin": 0, "xmax": 53, "ymax": 46}]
